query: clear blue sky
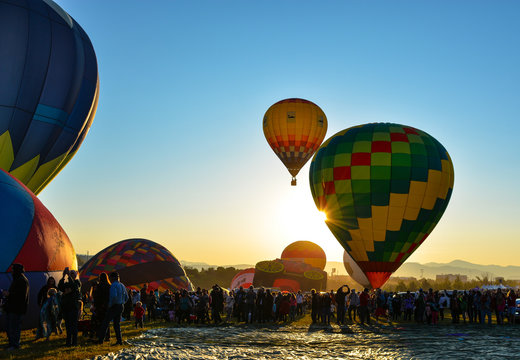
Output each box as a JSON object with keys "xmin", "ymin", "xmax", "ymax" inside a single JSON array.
[{"xmin": 41, "ymin": 0, "xmax": 520, "ymax": 266}]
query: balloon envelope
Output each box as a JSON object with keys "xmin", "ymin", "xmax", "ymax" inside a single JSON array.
[
  {"xmin": 0, "ymin": 169, "xmax": 77, "ymax": 329},
  {"xmin": 230, "ymin": 268, "xmax": 255, "ymax": 290},
  {"xmin": 281, "ymin": 240, "xmax": 327, "ymax": 270},
  {"xmin": 343, "ymin": 250, "xmax": 371, "ymax": 290},
  {"xmin": 0, "ymin": 0, "xmax": 99, "ymax": 194},
  {"xmin": 263, "ymin": 98, "xmax": 327, "ymax": 185},
  {"xmin": 79, "ymin": 239, "xmax": 193, "ymax": 293},
  {"xmin": 310, "ymin": 123, "xmax": 454, "ymax": 288}
]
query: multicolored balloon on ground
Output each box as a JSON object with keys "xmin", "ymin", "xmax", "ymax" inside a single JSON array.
[
  {"xmin": 310, "ymin": 123, "xmax": 454, "ymax": 289},
  {"xmin": 281, "ymin": 240, "xmax": 327, "ymax": 270},
  {"xmin": 263, "ymin": 98, "xmax": 327, "ymax": 185},
  {"xmin": 0, "ymin": 0, "xmax": 99, "ymax": 194},
  {"xmin": 230, "ymin": 268, "xmax": 255, "ymax": 290},
  {"xmin": 0, "ymin": 169, "xmax": 77, "ymax": 329},
  {"xmin": 79, "ymin": 238, "xmax": 194, "ymax": 292}
]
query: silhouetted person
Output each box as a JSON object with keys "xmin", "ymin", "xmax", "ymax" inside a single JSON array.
[{"xmin": 5, "ymin": 263, "xmax": 29, "ymax": 350}]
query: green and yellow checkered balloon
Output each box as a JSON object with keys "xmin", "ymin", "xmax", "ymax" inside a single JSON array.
[{"xmin": 309, "ymin": 123, "xmax": 454, "ymax": 288}]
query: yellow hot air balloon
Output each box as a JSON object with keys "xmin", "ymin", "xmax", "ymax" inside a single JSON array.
[{"xmin": 263, "ymin": 98, "xmax": 327, "ymax": 185}]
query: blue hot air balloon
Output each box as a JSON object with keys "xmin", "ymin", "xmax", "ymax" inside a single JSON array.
[{"xmin": 0, "ymin": 0, "xmax": 99, "ymax": 194}]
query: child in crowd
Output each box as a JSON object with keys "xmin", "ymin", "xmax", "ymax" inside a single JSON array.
[{"xmin": 134, "ymin": 301, "xmax": 145, "ymax": 328}]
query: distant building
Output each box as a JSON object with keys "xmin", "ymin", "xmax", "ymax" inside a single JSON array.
[{"xmin": 436, "ymin": 274, "xmax": 468, "ymax": 282}]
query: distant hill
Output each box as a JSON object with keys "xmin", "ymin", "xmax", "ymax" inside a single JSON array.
[
  {"xmin": 180, "ymin": 261, "xmax": 252, "ymax": 271},
  {"xmin": 326, "ymin": 259, "xmax": 520, "ymax": 280}
]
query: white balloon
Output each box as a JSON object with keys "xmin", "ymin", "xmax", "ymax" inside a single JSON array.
[{"xmin": 343, "ymin": 250, "xmax": 372, "ymax": 290}]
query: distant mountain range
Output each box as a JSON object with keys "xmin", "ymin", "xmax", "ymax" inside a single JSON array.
[
  {"xmin": 77, "ymin": 256, "xmax": 520, "ymax": 280},
  {"xmin": 327, "ymin": 260, "xmax": 520, "ymax": 280}
]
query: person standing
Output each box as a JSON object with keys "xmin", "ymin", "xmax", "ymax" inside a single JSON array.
[
  {"xmin": 296, "ymin": 291, "xmax": 304, "ymax": 316},
  {"xmin": 311, "ymin": 289, "xmax": 319, "ymax": 324},
  {"xmin": 58, "ymin": 268, "xmax": 81, "ymax": 346},
  {"xmin": 347, "ymin": 289, "xmax": 360, "ymax": 322},
  {"xmin": 506, "ymin": 290, "xmax": 518, "ymax": 324},
  {"xmin": 97, "ymin": 272, "xmax": 129, "ymax": 345},
  {"xmin": 245, "ymin": 286, "xmax": 256, "ymax": 323},
  {"xmin": 359, "ymin": 288, "xmax": 371, "ymax": 325},
  {"xmin": 133, "ymin": 301, "xmax": 145, "ymax": 328},
  {"xmin": 35, "ymin": 276, "xmax": 57, "ymax": 339},
  {"xmin": 5, "ymin": 263, "xmax": 29, "ymax": 350},
  {"xmin": 210, "ymin": 285, "xmax": 224, "ymax": 324},
  {"xmin": 140, "ymin": 284, "xmax": 148, "ymax": 322},
  {"xmin": 335, "ymin": 285, "xmax": 350, "ymax": 325},
  {"xmin": 93, "ymin": 273, "xmax": 111, "ymax": 342}
]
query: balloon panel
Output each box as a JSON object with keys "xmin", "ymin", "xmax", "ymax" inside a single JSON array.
[
  {"xmin": 253, "ymin": 258, "xmax": 327, "ymax": 291},
  {"xmin": 263, "ymin": 98, "xmax": 327, "ymax": 178},
  {"xmin": 310, "ymin": 123, "xmax": 454, "ymax": 288},
  {"xmin": 0, "ymin": 169, "xmax": 77, "ymax": 272},
  {"xmin": 0, "ymin": 0, "xmax": 98, "ymax": 194},
  {"xmin": 281, "ymin": 240, "xmax": 327, "ymax": 270},
  {"xmin": 273, "ymin": 278, "xmax": 300, "ymax": 293},
  {"xmin": 79, "ymin": 239, "xmax": 193, "ymax": 292}
]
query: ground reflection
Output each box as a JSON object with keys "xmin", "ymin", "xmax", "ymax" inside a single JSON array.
[{"xmin": 93, "ymin": 323, "xmax": 520, "ymax": 360}]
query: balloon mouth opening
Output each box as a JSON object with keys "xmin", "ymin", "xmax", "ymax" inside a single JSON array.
[{"xmin": 365, "ymin": 271, "xmax": 392, "ymax": 289}]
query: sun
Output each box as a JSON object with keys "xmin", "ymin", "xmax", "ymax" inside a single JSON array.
[{"xmin": 273, "ymin": 185, "xmax": 343, "ymax": 261}]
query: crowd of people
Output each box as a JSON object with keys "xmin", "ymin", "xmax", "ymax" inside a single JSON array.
[{"xmin": 1, "ymin": 263, "xmax": 519, "ymax": 351}]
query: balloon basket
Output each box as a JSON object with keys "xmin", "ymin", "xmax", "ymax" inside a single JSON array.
[{"xmin": 291, "ymin": 178, "xmax": 297, "ymax": 186}]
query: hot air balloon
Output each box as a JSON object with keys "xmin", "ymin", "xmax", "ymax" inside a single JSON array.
[
  {"xmin": 281, "ymin": 240, "xmax": 327, "ymax": 270},
  {"xmin": 230, "ymin": 268, "xmax": 255, "ymax": 290},
  {"xmin": 79, "ymin": 239, "xmax": 194, "ymax": 293},
  {"xmin": 310, "ymin": 123, "xmax": 454, "ymax": 289},
  {"xmin": 0, "ymin": 0, "xmax": 99, "ymax": 195},
  {"xmin": 263, "ymin": 98, "xmax": 327, "ymax": 185},
  {"xmin": 0, "ymin": 169, "xmax": 77, "ymax": 329}
]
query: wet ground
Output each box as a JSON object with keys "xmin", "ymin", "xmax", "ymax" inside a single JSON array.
[{"xmin": 92, "ymin": 323, "xmax": 520, "ymax": 360}]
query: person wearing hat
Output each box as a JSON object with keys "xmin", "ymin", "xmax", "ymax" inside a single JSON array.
[{"xmin": 5, "ymin": 263, "xmax": 29, "ymax": 350}]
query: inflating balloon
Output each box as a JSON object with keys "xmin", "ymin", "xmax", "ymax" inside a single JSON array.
[
  {"xmin": 281, "ymin": 240, "xmax": 327, "ymax": 270},
  {"xmin": 310, "ymin": 123, "xmax": 454, "ymax": 288},
  {"xmin": 253, "ymin": 258, "xmax": 327, "ymax": 291},
  {"xmin": 263, "ymin": 98, "xmax": 327, "ymax": 185},
  {"xmin": 79, "ymin": 239, "xmax": 193, "ymax": 292},
  {"xmin": 0, "ymin": 0, "xmax": 99, "ymax": 194},
  {"xmin": 0, "ymin": 169, "xmax": 77, "ymax": 329},
  {"xmin": 230, "ymin": 268, "xmax": 255, "ymax": 290}
]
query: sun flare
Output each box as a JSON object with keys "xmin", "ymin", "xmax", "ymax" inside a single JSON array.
[{"xmin": 274, "ymin": 185, "xmax": 343, "ymax": 262}]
